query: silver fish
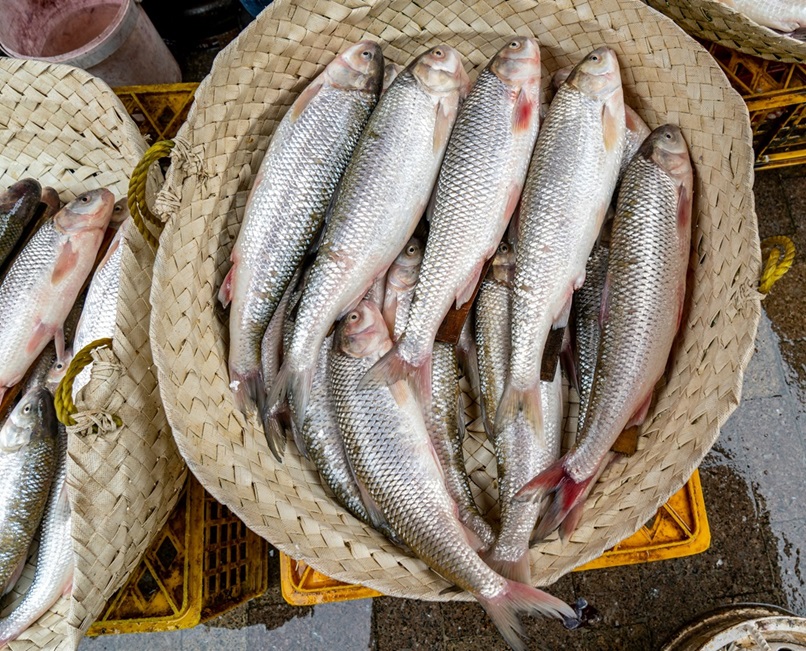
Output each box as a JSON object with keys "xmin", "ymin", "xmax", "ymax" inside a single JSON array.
[
  {"xmin": 519, "ymin": 125, "xmax": 693, "ymax": 539},
  {"xmin": 272, "ymin": 45, "xmax": 469, "ymax": 431},
  {"xmin": 0, "ymin": 422, "xmax": 71, "ymax": 646},
  {"xmin": 498, "ymin": 48, "xmax": 625, "ymax": 445},
  {"xmin": 0, "ymin": 190, "xmax": 114, "ymax": 402},
  {"xmin": 0, "ymin": 179, "xmax": 41, "ymax": 270},
  {"xmin": 71, "ymin": 216, "xmax": 130, "ymax": 400},
  {"xmin": 382, "ymin": 237, "xmax": 423, "ymax": 340},
  {"xmin": 329, "ymin": 301, "xmax": 574, "ymax": 651},
  {"xmin": 0, "ymin": 387, "xmax": 58, "ymax": 596},
  {"xmin": 717, "ymin": 0, "xmax": 806, "ymax": 33},
  {"xmin": 220, "ymin": 40, "xmax": 384, "ymax": 415},
  {"xmin": 367, "ymin": 38, "xmax": 541, "ymax": 402}
]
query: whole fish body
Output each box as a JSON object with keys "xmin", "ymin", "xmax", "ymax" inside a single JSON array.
[
  {"xmin": 0, "ymin": 189, "xmax": 114, "ymax": 402},
  {"xmin": 498, "ymin": 48, "xmax": 625, "ymax": 445},
  {"xmin": 474, "ymin": 243, "xmax": 564, "ymax": 581},
  {"xmin": 717, "ymin": 0, "xmax": 806, "ymax": 33},
  {"xmin": 329, "ymin": 301, "xmax": 574, "ymax": 651},
  {"xmin": 273, "ymin": 44, "xmax": 469, "ymax": 430},
  {"xmin": 71, "ymin": 216, "xmax": 130, "ymax": 400},
  {"xmin": 368, "ymin": 37, "xmax": 542, "ymax": 402},
  {"xmin": 0, "ymin": 422, "xmax": 71, "ymax": 647},
  {"xmin": 0, "ymin": 179, "xmax": 41, "ymax": 269},
  {"xmin": 221, "ymin": 40, "xmax": 385, "ymax": 415},
  {"xmin": 0, "ymin": 387, "xmax": 59, "ymax": 596},
  {"xmin": 519, "ymin": 125, "xmax": 693, "ymax": 539}
]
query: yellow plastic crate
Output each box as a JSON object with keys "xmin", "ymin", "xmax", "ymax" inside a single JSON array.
[
  {"xmin": 704, "ymin": 42, "xmax": 806, "ymax": 170},
  {"xmin": 280, "ymin": 470, "xmax": 709, "ymax": 606},
  {"xmin": 114, "ymin": 83, "xmax": 199, "ymax": 142},
  {"xmin": 87, "ymin": 475, "xmax": 269, "ymax": 634}
]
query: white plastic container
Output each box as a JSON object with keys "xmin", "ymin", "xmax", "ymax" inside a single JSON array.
[{"xmin": 0, "ymin": 0, "xmax": 181, "ymax": 86}]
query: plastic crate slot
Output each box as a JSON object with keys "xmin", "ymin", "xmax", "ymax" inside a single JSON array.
[
  {"xmin": 156, "ymin": 536, "xmax": 179, "ymax": 571},
  {"xmin": 136, "ymin": 568, "xmax": 160, "ymax": 601}
]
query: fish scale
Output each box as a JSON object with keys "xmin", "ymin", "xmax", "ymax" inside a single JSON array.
[
  {"xmin": 721, "ymin": 0, "xmax": 806, "ymax": 33},
  {"xmin": 0, "ymin": 179, "xmax": 41, "ymax": 269}
]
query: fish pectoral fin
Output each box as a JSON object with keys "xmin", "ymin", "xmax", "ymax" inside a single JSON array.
[
  {"xmin": 602, "ymin": 87, "xmax": 624, "ymax": 154},
  {"xmin": 512, "ymin": 87, "xmax": 538, "ymax": 134},
  {"xmin": 26, "ymin": 321, "xmax": 56, "ymax": 356},
  {"xmin": 218, "ymin": 266, "xmax": 235, "ymax": 308},
  {"xmin": 433, "ymin": 95, "xmax": 458, "ymax": 153},
  {"xmin": 381, "ymin": 293, "xmax": 398, "ymax": 338},
  {"xmin": 624, "ymin": 391, "xmax": 654, "ymax": 429},
  {"xmin": 54, "ymin": 326, "xmax": 66, "ymax": 362},
  {"xmin": 51, "ymin": 241, "xmax": 79, "ymax": 285},
  {"xmin": 677, "ymin": 181, "xmax": 692, "ymax": 230},
  {"xmin": 290, "ymin": 78, "xmax": 325, "ymax": 122}
]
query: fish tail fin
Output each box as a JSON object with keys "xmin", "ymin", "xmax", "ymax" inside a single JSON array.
[
  {"xmin": 361, "ymin": 339, "xmax": 432, "ymax": 406},
  {"xmin": 218, "ymin": 266, "xmax": 235, "ymax": 308},
  {"xmin": 558, "ymin": 501, "xmax": 586, "ymax": 543},
  {"xmin": 268, "ymin": 362, "xmax": 313, "ymax": 433},
  {"xmin": 477, "ymin": 580, "xmax": 578, "ymax": 651},
  {"xmin": 484, "ymin": 549, "xmax": 532, "ymax": 585},
  {"xmin": 229, "ymin": 366, "xmax": 264, "ymax": 415},
  {"xmin": 516, "ymin": 459, "xmax": 595, "ymax": 542},
  {"xmin": 260, "ymin": 403, "xmax": 288, "ymax": 462},
  {"xmin": 494, "ymin": 382, "xmax": 543, "ymax": 443}
]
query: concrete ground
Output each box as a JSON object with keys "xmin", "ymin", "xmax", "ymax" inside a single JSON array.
[{"xmin": 78, "ymin": 167, "xmax": 806, "ymax": 650}]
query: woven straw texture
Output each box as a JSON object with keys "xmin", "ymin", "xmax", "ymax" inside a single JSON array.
[
  {"xmin": 150, "ymin": 0, "xmax": 760, "ymax": 600},
  {"xmin": 645, "ymin": 0, "xmax": 806, "ymax": 63},
  {"xmin": 0, "ymin": 59, "xmax": 186, "ymax": 649}
]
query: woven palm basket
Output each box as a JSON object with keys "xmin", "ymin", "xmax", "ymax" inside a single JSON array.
[
  {"xmin": 0, "ymin": 59, "xmax": 187, "ymax": 649},
  {"xmin": 645, "ymin": 0, "xmax": 806, "ymax": 63},
  {"xmin": 150, "ymin": 0, "xmax": 760, "ymax": 600}
]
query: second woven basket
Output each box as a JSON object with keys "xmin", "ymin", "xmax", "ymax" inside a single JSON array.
[{"xmin": 150, "ymin": 0, "xmax": 759, "ymax": 600}]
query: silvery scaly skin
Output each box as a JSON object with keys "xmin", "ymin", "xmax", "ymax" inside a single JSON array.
[
  {"xmin": 273, "ymin": 45, "xmax": 469, "ymax": 431},
  {"xmin": 220, "ymin": 40, "xmax": 384, "ymax": 415},
  {"xmin": 0, "ymin": 189, "xmax": 114, "ymax": 403},
  {"xmin": 718, "ymin": 0, "xmax": 806, "ymax": 33},
  {"xmin": 498, "ymin": 48, "xmax": 625, "ymax": 445},
  {"xmin": 382, "ymin": 237, "xmax": 423, "ymax": 340},
  {"xmin": 519, "ymin": 125, "xmax": 693, "ymax": 540},
  {"xmin": 329, "ymin": 301, "xmax": 574, "ymax": 651},
  {"xmin": 0, "ymin": 179, "xmax": 41, "ymax": 269},
  {"xmin": 474, "ymin": 243, "xmax": 564, "ymax": 581},
  {"xmin": 71, "ymin": 216, "xmax": 130, "ymax": 400},
  {"xmin": 367, "ymin": 38, "xmax": 542, "ymax": 403},
  {"xmin": 0, "ymin": 388, "xmax": 58, "ymax": 596},
  {"xmin": 0, "ymin": 421, "xmax": 71, "ymax": 647}
]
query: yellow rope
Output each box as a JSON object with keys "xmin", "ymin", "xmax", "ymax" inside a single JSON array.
[
  {"xmin": 128, "ymin": 140, "xmax": 175, "ymax": 251},
  {"xmin": 54, "ymin": 338, "xmax": 121, "ymax": 428},
  {"xmin": 759, "ymin": 236, "xmax": 795, "ymax": 294}
]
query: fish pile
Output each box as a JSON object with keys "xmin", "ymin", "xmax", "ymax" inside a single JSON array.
[
  {"xmin": 0, "ymin": 180, "xmax": 131, "ymax": 647},
  {"xmin": 222, "ymin": 36, "xmax": 694, "ymax": 651},
  {"xmin": 714, "ymin": 0, "xmax": 806, "ymax": 37}
]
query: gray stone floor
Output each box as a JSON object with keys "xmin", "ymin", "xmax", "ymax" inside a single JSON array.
[{"xmin": 78, "ymin": 167, "xmax": 806, "ymax": 649}]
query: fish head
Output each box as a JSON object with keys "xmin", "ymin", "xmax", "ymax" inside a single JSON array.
[
  {"xmin": 0, "ymin": 178, "xmax": 41, "ymax": 214},
  {"xmin": 644, "ymin": 124, "xmax": 694, "ymax": 231},
  {"xmin": 490, "ymin": 240, "xmax": 516, "ymax": 286},
  {"xmin": 552, "ymin": 65, "xmax": 573, "ymax": 91},
  {"xmin": 0, "ymin": 386, "xmax": 56, "ymax": 452},
  {"xmin": 336, "ymin": 300, "xmax": 391, "ymax": 358},
  {"xmin": 45, "ymin": 348, "xmax": 73, "ymax": 395},
  {"xmin": 411, "ymin": 44, "xmax": 470, "ymax": 98},
  {"xmin": 567, "ymin": 47, "xmax": 622, "ymax": 99},
  {"xmin": 382, "ymin": 62, "xmax": 403, "ymax": 93},
  {"xmin": 55, "ymin": 188, "xmax": 115, "ymax": 234},
  {"xmin": 327, "ymin": 40, "xmax": 384, "ymax": 95},
  {"xmin": 110, "ymin": 196, "xmax": 130, "ymax": 225},
  {"xmin": 387, "ymin": 237, "xmax": 423, "ymax": 291},
  {"xmin": 490, "ymin": 37, "xmax": 541, "ymax": 87}
]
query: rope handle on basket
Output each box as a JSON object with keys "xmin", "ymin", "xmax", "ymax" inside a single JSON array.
[
  {"xmin": 54, "ymin": 338, "xmax": 122, "ymax": 428},
  {"xmin": 759, "ymin": 236, "xmax": 795, "ymax": 294},
  {"xmin": 128, "ymin": 140, "xmax": 175, "ymax": 250}
]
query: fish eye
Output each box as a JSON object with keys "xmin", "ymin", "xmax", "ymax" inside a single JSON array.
[
  {"xmin": 407, "ymin": 246, "xmax": 416, "ymax": 255},
  {"xmin": 664, "ymin": 131, "xmax": 673, "ymax": 140},
  {"xmin": 433, "ymin": 48, "xmax": 444, "ymax": 57},
  {"xmin": 589, "ymin": 54, "xmax": 600, "ymax": 62},
  {"xmin": 349, "ymin": 312, "xmax": 359, "ymax": 322},
  {"xmin": 361, "ymin": 50, "xmax": 372, "ymax": 59},
  {"xmin": 23, "ymin": 404, "xmax": 30, "ymax": 414},
  {"xmin": 509, "ymin": 41, "xmax": 520, "ymax": 49},
  {"xmin": 499, "ymin": 243, "xmax": 509, "ymax": 253},
  {"xmin": 56, "ymin": 362, "xmax": 64, "ymax": 370},
  {"xmin": 79, "ymin": 195, "xmax": 91, "ymax": 203}
]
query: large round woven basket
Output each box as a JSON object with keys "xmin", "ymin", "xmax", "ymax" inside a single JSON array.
[
  {"xmin": 150, "ymin": 0, "xmax": 760, "ymax": 600},
  {"xmin": 0, "ymin": 59, "xmax": 187, "ymax": 649},
  {"xmin": 645, "ymin": 0, "xmax": 806, "ymax": 63}
]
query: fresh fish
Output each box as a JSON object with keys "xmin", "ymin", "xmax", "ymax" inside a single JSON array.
[
  {"xmin": 474, "ymin": 241, "xmax": 516, "ymax": 436},
  {"xmin": 518, "ymin": 125, "xmax": 693, "ymax": 539},
  {"xmin": 716, "ymin": 0, "xmax": 806, "ymax": 33},
  {"xmin": 272, "ymin": 45, "xmax": 469, "ymax": 430},
  {"xmin": 71, "ymin": 216, "xmax": 130, "ymax": 400},
  {"xmin": 0, "ymin": 179, "xmax": 41, "ymax": 269},
  {"xmin": 455, "ymin": 314, "xmax": 482, "ymax": 415},
  {"xmin": 0, "ymin": 421, "xmax": 71, "ymax": 647},
  {"xmin": 382, "ymin": 237, "xmax": 423, "ymax": 339},
  {"xmin": 552, "ymin": 65, "xmax": 648, "ymax": 181},
  {"xmin": 329, "ymin": 301, "xmax": 575, "ymax": 650},
  {"xmin": 0, "ymin": 387, "xmax": 58, "ymax": 596},
  {"xmin": 367, "ymin": 37, "xmax": 541, "ymax": 402},
  {"xmin": 498, "ymin": 48, "xmax": 625, "ymax": 444},
  {"xmin": 220, "ymin": 40, "xmax": 384, "ymax": 415},
  {"xmin": 382, "ymin": 62, "xmax": 403, "ymax": 92},
  {"xmin": 0, "ymin": 189, "xmax": 114, "ymax": 402},
  {"xmin": 109, "ymin": 196, "xmax": 130, "ymax": 227}
]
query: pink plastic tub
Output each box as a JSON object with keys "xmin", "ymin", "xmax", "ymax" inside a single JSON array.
[{"xmin": 0, "ymin": 0, "xmax": 181, "ymax": 86}]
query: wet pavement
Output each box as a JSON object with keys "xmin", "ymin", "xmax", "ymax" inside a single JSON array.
[{"xmin": 79, "ymin": 165, "xmax": 806, "ymax": 649}]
